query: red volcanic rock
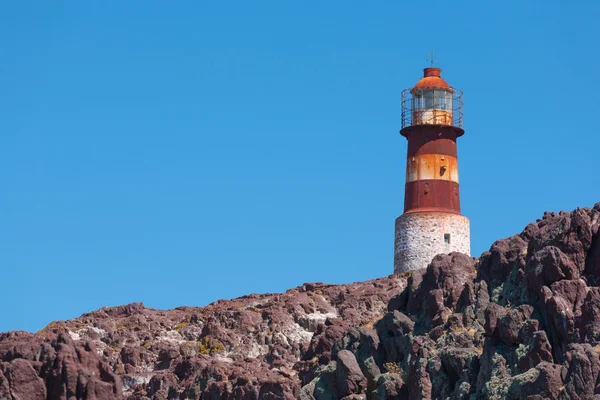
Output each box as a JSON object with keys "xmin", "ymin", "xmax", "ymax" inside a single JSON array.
[
  {"xmin": 518, "ymin": 330, "xmax": 553, "ymax": 372},
  {"xmin": 496, "ymin": 304, "xmax": 535, "ymax": 345},
  {"xmin": 0, "ymin": 358, "xmax": 46, "ymax": 400},
  {"xmin": 335, "ymin": 350, "xmax": 367, "ymax": 397},
  {"xmin": 46, "ymin": 333, "xmax": 122, "ymax": 400},
  {"xmin": 1, "ymin": 278, "xmax": 401, "ymax": 399},
  {"xmin": 561, "ymin": 343, "xmax": 600, "ymax": 398},
  {"xmin": 0, "ymin": 370, "xmax": 10, "ymax": 399},
  {"xmin": 510, "ymin": 362, "xmax": 564, "ymax": 400},
  {"xmin": 2, "ymin": 202, "xmax": 600, "ymax": 399},
  {"xmin": 372, "ymin": 373, "xmax": 405, "ymax": 399},
  {"xmin": 306, "ymin": 202, "xmax": 600, "ymax": 399}
]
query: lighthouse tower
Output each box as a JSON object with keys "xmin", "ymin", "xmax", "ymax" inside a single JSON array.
[{"xmin": 394, "ymin": 67, "xmax": 470, "ymax": 274}]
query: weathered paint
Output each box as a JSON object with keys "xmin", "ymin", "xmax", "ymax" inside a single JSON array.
[
  {"xmin": 394, "ymin": 212, "xmax": 470, "ymax": 273},
  {"xmin": 412, "ymin": 109, "xmax": 453, "ymax": 126},
  {"xmin": 406, "ymin": 154, "xmax": 459, "ymax": 183},
  {"xmin": 401, "ymin": 123, "xmax": 464, "ymax": 140},
  {"xmin": 404, "ymin": 180, "xmax": 460, "ymax": 214},
  {"xmin": 411, "ymin": 67, "xmax": 451, "ymax": 91},
  {"xmin": 408, "ymin": 137, "xmax": 457, "ymax": 158}
]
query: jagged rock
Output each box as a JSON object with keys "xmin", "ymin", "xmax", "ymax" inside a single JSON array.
[
  {"xmin": 579, "ymin": 287, "xmax": 600, "ymax": 344},
  {"xmin": 478, "ymin": 236, "xmax": 528, "ymax": 287},
  {"xmin": 0, "ymin": 358, "xmax": 47, "ymax": 400},
  {"xmin": 331, "ymin": 327, "xmax": 381, "ymax": 388},
  {"xmin": 44, "ymin": 334, "xmax": 122, "ymax": 400},
  {"xmin": 386, "ymin": 293, "xmax": 405, "ymax": 313},
  {"xmin": 120, "ymin": 346, "xmax": 141, "ymax": 367},
  {"xmin": 1, "ymin": 278, "xmax": 400, "ymax": 399},
  {"xmin": 335, "ymin": 350, "xmax": 367, "ymax": 396},
  {"xmin": 475, "ymin": 339, "xmax": 510, "ymax": 397},
  {"xmin": 526, "ymin": 246, "xmax": 579, "ymax": 295},
  {"xmin": 508, "ymin": 362, "xmax": 564, "ymax": 400},
  {"xmin": 407, "ymin": 345, "xmax": 432, "ymax": 399},
  {"xmin": 518, "ymin": 330, "xmax": 554, "ymax": 372},
  {"xmin": 496, "ymin": 305, "xmax": 535, "ymax": 345},
  {"xmin": 406, "ymin": 253, "xmax": 476, "ymax": 318},
  {"xmin": 300, "ymin": 363, "xmax": 337, "ymax": 400},
  {"xmin": 378, "ymin": 310, "xmax": 414, "ymax": 337},
  {"xmin": 359, "ymin": 356, "xmax": 380, "ymax": 388},
  {"xmin": 0, "ymin": 369, "xmax": 10, "ymax": 399},
  {"xmin": 2, "ymin": 202, "xmax": 600, "ymax": 399},
  {"xmin": 561, "ymin": 343, "xmax": 600, "ymax": 398},
  {"xmin": 371, "ymin": 374, "xmax": 405, "ymax": 399},
  {"xmin": 585, "ymin": 208, "xmax": 600, "ymax": 281},
  {"xmin": 483, "ymin": 302, "xmax": 506, "ymax": 336},
  {"xmin": 439, "ymin": 347, "xmax": 479, "ymax": 388},
  {"xmin": 374, "ymin": 313, "xmax": 412, "ymax": 365},
  {"xmin": 147, "ymin": 372, "xmax": 179, "ymax": 398}
]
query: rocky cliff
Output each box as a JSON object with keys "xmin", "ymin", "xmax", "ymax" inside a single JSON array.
[{"xmin": 1, "ymin": 203, "xmax": 600, "ymax": 399}]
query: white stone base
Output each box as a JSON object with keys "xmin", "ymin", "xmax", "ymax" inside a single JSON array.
[{"xmin": 394, "ymin": 212, "xmax": 470, "ymax": 274}]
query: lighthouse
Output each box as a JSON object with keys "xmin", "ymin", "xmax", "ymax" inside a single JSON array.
[{"xmin": 394, "ymin": 67, "xmax": 470, "ymax": 274}]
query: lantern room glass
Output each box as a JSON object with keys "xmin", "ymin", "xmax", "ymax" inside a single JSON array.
[{"xmin": 412, "ymin": 89, "xmax": 453, "ymax": 112}]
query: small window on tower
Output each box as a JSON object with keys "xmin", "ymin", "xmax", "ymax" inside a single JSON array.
[{"xmin": 444, "ymin": 234, "xmax": 451, "ymax": 244}]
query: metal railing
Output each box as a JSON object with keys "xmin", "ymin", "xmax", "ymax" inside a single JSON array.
[{"xmin": 401, "ymin": 88, "xmax": 464, "ymax": 129}]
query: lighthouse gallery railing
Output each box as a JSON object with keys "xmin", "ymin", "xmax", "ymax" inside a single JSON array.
[{"xmin": 401, "ymin": 88, "xmax": 464, "ymax": 129}]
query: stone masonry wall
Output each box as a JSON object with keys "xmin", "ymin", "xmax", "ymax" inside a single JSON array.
[{"xmin": 394, "ymin": 212, "xmax": 470, "ymax": 273}]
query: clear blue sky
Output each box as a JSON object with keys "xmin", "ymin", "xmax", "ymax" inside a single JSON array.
[{"xmin": 1, "ymin": 1, "xmax": 598, "ymax": 332}]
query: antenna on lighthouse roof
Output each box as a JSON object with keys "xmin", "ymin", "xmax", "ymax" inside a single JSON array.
[{"xmin": 426, "ymin": 51, "xmax": 437, "ymax": 67}]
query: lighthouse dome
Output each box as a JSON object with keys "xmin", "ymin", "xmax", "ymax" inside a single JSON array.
[
  {"xmin": 400, "ymin": 67, "xmax": 463, "ymax": 131},
  {"xmin": 411, "ymin": 67, "xmax": 452, "ymax": 92}
]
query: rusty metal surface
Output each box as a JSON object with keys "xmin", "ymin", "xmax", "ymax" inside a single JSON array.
[
  {"xmin": 402, "ymin": 123, "xmax": 463, "ymax": 138},
  {"xmin": 406, "ymin": 154, "xmax": 459, "ymax": 183},
  {"xmin": 423, "ymin": 67, "xmax": 442, "ymax": 77},
  {"xmin": 411, "ymin": 67, "xmax": 451, "ymax": 90},
  {"xmin": 407, "ymin": 137, "xmax": 457, "ymax": 157},
  {"xmin": 404, "ymin": 180, "xmax": 461, "ymax": 214},
  {"xmin": 403, "ymin": 125, "xmax": 462, "ymax": 157}
]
